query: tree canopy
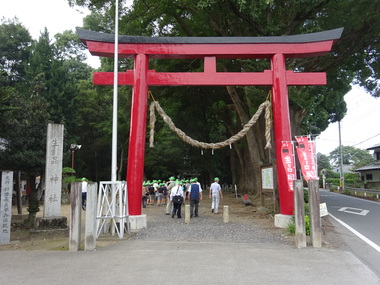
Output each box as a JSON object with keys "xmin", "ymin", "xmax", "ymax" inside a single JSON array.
[{"xmin": 329, "ymin": 145, "xmax": 373, "ymax": 169}]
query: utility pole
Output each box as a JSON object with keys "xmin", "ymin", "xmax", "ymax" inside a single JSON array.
[{"xmin": 338, "ymin": 121, "xmax": 345, "ymax": 191}]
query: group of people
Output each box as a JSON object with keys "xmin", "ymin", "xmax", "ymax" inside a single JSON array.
[{"xmin": 142, "ymin": 176, "xmax": 223, "ymax": 219}]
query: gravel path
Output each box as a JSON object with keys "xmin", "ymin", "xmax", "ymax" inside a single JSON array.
[{"xmin": 130, "ymin": 194, "xmax": 294, "ymax": 247}]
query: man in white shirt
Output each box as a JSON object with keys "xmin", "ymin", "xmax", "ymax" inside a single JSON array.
[
  {"xmin": 81, "ymin": 177, "xmax": 88, "ymax": 210},
  {"xmin": 209, "ymin": 177, "xmax": 223, "ymax": 214},
  {"xmin": 170, "ymin": 180, "xmax": 184, "ymax": 218}
]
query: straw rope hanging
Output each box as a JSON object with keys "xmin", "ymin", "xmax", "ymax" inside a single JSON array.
[{"xmin": 149, "ymin": 98, "xmax": 272, "ymax": 151}]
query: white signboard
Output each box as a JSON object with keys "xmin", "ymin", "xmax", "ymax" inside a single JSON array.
[
  {"xmin": 320, "ymin": 202, "xmax": 329, "ymax": 217},
  {"xmin": 261, "ymin": 166, "xmax": 274, "ymax": 191}
]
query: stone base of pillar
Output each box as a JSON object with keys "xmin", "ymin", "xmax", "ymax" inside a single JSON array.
[
  {"xmin": 274, "ymin": 214, "xmax": 292, "ymax": 228},
  {"xmin": 36, "ymin": 216, "xmax": 68, "ymax": 229},
  {"xmin": 129, "ymin": 214, "xmax": 147, "ymax": 232}
]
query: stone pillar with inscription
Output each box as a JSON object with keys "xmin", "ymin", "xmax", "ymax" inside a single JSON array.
[
  {"xmin": 0, "ymin": 171, "xmax": 13, "ymax": 244},
  {"xmin": 44, "ymin": 123, "xmax": 64, "ymax": 218}
]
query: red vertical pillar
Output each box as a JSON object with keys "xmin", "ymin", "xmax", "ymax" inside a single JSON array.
[
  {"xmin": 271, "ymin": 53, "xmax": 294, "ymax": 215},
  {"xmin": 127, "ymin": 54, "xmax": 149, "ymax": 216}
]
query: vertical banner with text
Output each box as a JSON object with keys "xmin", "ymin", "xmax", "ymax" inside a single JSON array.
[
  {"xmin": 295, "ymin": 136, "xmax": 318, "ymax": 182},
  {"xmin": 281, "ymin": 141, "xmax": 296, "ymax": 192}
]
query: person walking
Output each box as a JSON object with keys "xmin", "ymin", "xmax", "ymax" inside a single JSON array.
[
  {"xmin": 147, "ymin": 181, "xmax": 155, "ymax": 206},
  {"xmin": 165, "ymin": 176, "xmax": 175, "ymax": 215},
  {"xmin": 170, "ymin": 180, "xmax": 184, "ymax": 218},
  {"xmin": 156, "ymin": 183, "xmax": 164, "ymax": 206},
  {"xmin": 81, "ymin": 177, "xmax": 88, "ymax": 210},
  {"xmin": 209, "ymin": 177, "xmax": 223, "ymax": 214},
  {"xmin": 188, "ymin": 179, "xmax": 202, "ymax": 218}
]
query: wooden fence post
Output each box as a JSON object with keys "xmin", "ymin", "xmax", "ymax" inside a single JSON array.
[
  {"xmin": 85, "ymin": 183, "xmax": 97, "ymax": 251},
  {"xmin": 294, "ymin": 180, "xmax": 306, "ymax": 248},
  {"xmin": 69, "ymin": 182, "xmax": 81, "ymax": 251},
  {"xmin": 309, "ymin": 179, "xmax": 322, "ymax": 248}
]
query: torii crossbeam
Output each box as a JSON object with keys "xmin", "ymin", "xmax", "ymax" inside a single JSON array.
[{"xmin": 78, "ymin": 28, "xmax": 343, "ymax": 226}]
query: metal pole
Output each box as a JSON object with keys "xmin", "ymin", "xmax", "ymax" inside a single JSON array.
[
  {"xmin": 338, "ymin": 121, "xmax": 345, "ymax": 191},
  {"xmin": 71, "ymin": 150, "xmax": 75, "ymax": 170},
  {"xmin": 109, "ymin": 0, "xmax": 120, "ymax": 236},
  {"xmin": 111, "ymin": 0, "xmax": 119, "ymax": 182}
]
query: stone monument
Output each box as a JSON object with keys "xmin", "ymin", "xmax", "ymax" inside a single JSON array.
[
  {"xmin": 0, "ymin": 171, "xmax": 13, "ymax": 244},
  {"xmin": 37, "ymin": 123, "xmax": 67, "ymax": 230}
]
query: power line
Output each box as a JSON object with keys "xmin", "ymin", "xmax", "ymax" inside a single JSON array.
[{"xmin": 352, "ymin": 132, "xmax": 380, "ymax": 147}]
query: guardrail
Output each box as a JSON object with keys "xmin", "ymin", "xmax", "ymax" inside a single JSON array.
[{"xmin": 343, "ymin": 187, "xmax": 380, "ymax": 198}]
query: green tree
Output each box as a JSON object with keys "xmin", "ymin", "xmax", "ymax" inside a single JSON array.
[
  {"xmin": 329, "ymin": 146, "xmax": 373, "ymax": 169},
  {"xmin": 0, "ymin": 18, "xmax": 32, "ymax": 85},
  {"xmin": 0, "ymin": 19, "xmax": 94, "ymax": 224},
  {"xmin": 317, "ymin": 153, "xmax": 331, "ymax": 172},
  {"xmin": 0, "ymin": 74, "xmax": 49, "ymax": 226}
]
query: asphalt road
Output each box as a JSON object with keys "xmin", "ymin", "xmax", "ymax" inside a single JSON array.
[{"xmin": 320, "ymin": 189, "xmax": 380, "ymax": 277}]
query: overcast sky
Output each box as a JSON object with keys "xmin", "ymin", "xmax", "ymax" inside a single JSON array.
[
  {"xmin": 2, "ymin": 1, "xmax": 379, "ymax": 156},
  {"xmin": 1, "ymin": 0, "xmax": 85, "ymax": 39},
  {"xmin": 316, "ymin": 85, "xmax": 380, "ymax": 155},
  {"xmin": 1, "ymin": 0, "xmax": 100, "ymax": 67}
]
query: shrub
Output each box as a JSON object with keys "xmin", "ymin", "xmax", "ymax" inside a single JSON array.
[
  {"xmin": 305, "ymin": 215, "xmax": 310, "ymax": 236},
  {"xmin": 286, "ymin": 203, "xmax": 310, "ymax": 236},
  {"xmin": 287, "ymin": 218, "xmax": 295, "ymax": 235}
]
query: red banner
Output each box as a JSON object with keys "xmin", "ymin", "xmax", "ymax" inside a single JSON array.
[
  {"xmin": 295, "ymin": 136, "xmax": 318, "ymax": 182},
  {"xmin": 280, "ymin": 141, "xmax": 296, "ymax": 191}
]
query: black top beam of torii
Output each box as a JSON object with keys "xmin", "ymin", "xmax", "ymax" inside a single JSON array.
[
  {"xmin": 77, "ymin": 27, "xmax": 344, "ymax": 59},
  {"xmin": 77, "ymin": 27, "xmax": 343, "ymax": 44}
]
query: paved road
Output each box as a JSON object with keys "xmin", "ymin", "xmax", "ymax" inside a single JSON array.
[
  {"xmin": 320, "ymin": 189, "xmax": 380, "ymax": 277},
  {"xmin": 1, "ymin": 240, "xmax": 380, "ymax": 284},
  {"xmin": 2, "ymin": 193, "xmax": 380, "ymax": 284}
]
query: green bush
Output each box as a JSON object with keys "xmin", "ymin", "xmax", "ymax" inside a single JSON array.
[
  {"xmin": 286, "ymin": 202, "xmax": 310, "ymax": 236},
  {"xmin": 286, "ymin": 215, "xmax": 310, "ymax": 236},
  {"xmin": 63, "ymin": 176, "xmax": 78, "ymax": 184},
  {"xmin": 305, "ymin": 215, "xmax": 310, "ymax": 236},
  {"xmin": 326, "ymin": 178, "xmax": 340, "ymax": 186},
  {"xmin": 62, "ymin": 167, "xmax": 75, "ymax": 174},
  {"xmin": 287, "ymin": 218, "xmax": 295, "ymax": 235}
]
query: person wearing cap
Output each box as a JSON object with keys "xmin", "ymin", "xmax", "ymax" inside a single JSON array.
[
  {"xmin": 156, "ymin": 182, "xmax": 165, "ymax": 206},
  {"xmin": 188, "ymin": 179, "xmax": 202, "ymax": 218},
  {"xmin": 170, "ymin": 180, "xmax": 184, "ymax": 218},
  {"xmin": 161, "ymin": 182, "xmax": 168, "ymax": 201},
  {"xmin": 142, "ymin": 182, "xmax": 149, "ymax": 208},
  {"xmin": 81, "ymin": 177, "xmax": 88, "ymax": 210},
  {"xmin": 147, "ymin": 181, "xmax": 155, "ymax": 206},
  {"xmin": 165, "ymin": 176, "xmax": 176, "ymax": 215},
  {"xmin": 184, "ymin": 179, "xmax": 191, "ymax": 201},
  {"xmin": 209, "ymin": 177, "xmax": 223, "ymax": 214},
  {"xmin": 152, "ymin": 180, "xmax": 160, "ymax": 205},
  {"xmin": 193, "ymin": 177, "xmax": 202, "ymax": 190}
]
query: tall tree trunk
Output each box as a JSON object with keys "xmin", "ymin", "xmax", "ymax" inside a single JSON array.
[
  {"xmin": 25, "ymin": 175, "xmax": 40, "ymax": 228},
  {"xmin": 225, "ymin": 85, "xmax": 268, "ymax": 194}
]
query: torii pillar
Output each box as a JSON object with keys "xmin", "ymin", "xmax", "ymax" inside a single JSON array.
[{"xmin": 78, "ymin": 28, "xmax": 343, "ymax": 229}]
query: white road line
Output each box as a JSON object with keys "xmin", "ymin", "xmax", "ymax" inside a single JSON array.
[
  {"xmin": 321, "ymin": 191, "xmax": 380, "ymax": 205},
  {"xmin": 337, "ymin": 207, "xmax": 369, "ymax": 216},
  {"xmin": 329, "ymin": 213, "xmax": 380, "ymax": 253}
]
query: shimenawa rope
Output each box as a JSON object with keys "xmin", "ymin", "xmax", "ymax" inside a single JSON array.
[{"xmin": 149, "ymin": 100, "xmax": 272, "ymax": 150}]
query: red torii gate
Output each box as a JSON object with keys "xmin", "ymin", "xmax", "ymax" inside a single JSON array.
[{"xmin": 78, "ymin": 28, "xmax": 343, "ymax": 221}]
